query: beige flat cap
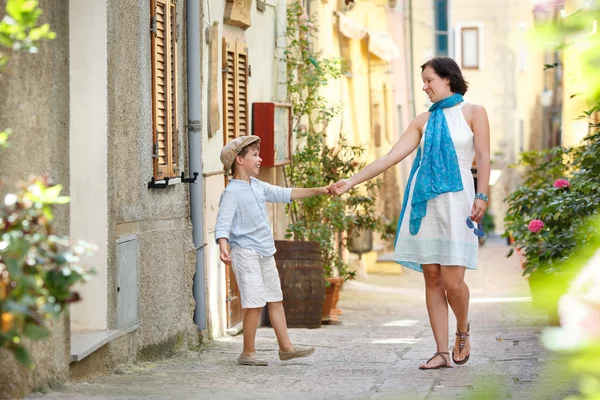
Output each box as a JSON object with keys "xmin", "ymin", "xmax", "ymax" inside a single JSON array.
[{"xmin": 220, "ymin": 135, "xmax": 261, "ymax": 172}]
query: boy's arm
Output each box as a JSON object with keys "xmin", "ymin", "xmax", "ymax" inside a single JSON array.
[
  {"xmin": 290, "ymin": 187, "xmax": 329, "ymax": 200},
  {"xmin": 259, "ymin": 179, "xmax": 329, "ymax": 203},
  {"xmin": 217, "ymin": 238, "xmax": 231, "ymax": 264},
  {"xmin": 214, "ymin": 191, "xmax": 236, "ymax": 264}
]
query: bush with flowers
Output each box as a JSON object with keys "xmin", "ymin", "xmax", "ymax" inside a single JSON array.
[
  {"xmin": 504, "ymin": 130, "xmax": 600, "ymax": 275},
  {"xmin": 503, "ymin": 132, "xmax": 600, "ymax": 311},
  {"xmin": 536, "ymin": 215, "xmax": 600, "ymax": 400}
]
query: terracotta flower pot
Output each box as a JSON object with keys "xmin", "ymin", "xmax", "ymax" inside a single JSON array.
[
  {"xmin": 331, "ymin": 279, "xmax": 344, "ymax": 316},
  {"xmin": 321, "ymin": 277, "xmax": 342, "ymax": 324}
]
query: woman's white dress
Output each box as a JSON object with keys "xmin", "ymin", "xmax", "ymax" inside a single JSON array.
[{"xmin": 394, "ymin": 102, "xmax": 478, "ymax": 272}]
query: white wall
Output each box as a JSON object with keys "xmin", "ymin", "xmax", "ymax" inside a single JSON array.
[
  {"xmin": 202, "ymin": 0, "xmax": 286, "ymax": 337},
  {"xmin": 202, "ymin": 0, "xmax": 285, "ymax": 174},
  {"xmin": 69, "ymin": 0, "xmax": 108, "ymax": 331}
]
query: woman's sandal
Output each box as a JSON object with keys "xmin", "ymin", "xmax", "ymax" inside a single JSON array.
[
  {"xmin": 418, "ymin": 351, "xmax": 452, "ymax": 370},
  {"xmin": 452, "ymin": 321, "xmax": 471, "ymax": 365}
]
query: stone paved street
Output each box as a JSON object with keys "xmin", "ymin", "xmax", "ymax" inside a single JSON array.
[{"xmin": 29, "ymin": 237, "xmax": 575, "ymax": 400}]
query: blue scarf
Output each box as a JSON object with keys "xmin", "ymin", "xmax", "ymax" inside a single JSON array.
[{"xmin": 395, "ymin": 93, "xmax": 464, "ymax": 241}]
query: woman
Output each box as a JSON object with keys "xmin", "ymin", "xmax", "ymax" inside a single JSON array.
[{"xmin": 331, "ymin": 57, "xmax": 490, "ymax": 369}]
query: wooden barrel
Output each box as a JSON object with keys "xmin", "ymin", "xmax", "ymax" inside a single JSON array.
[{"xmin": 272, "ymin": 240, "xmax": 325, "ymax": 329}]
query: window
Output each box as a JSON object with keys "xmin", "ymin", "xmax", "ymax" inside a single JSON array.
[
  {"xmin": 222, "ymin": 38, "xmax": 249, "ymax": 145},
  {"xmin": 461, "ymin": 27, "xmax": 479, "ymax": 69},
  {"xmin": 151, "ymin": 0, "xmax": 179, "ymax": 179},
  {"xmin": 518, "ymin": 23, "xmax": 528, "ymax": 72},
  {"xmin": 340, "ymin": 36, "xmax": 353, "ymax": 74},
  {"xmin": 434, "ymin": 0, "xmax": 449, "ymax": 56},
  {"xmin": 373, "ymin": 103, "xmax": 382, "ymax": 147}
]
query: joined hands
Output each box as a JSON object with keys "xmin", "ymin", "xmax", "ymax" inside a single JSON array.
[{"xmin": 324, "ymin": 179, "xmax": 353, "ymax": 196}]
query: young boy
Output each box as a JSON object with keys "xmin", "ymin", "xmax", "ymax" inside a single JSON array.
[{"xmin": 215, "ymin": 135, "xmax": 329, "ymax": 366}]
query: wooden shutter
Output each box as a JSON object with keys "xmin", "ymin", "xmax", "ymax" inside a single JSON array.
[
  {"xmin": 222, "ymin": 38, "xmax": 249, "ymax": 145},
  {"xmin": 151, "ymin": 0, "xmax": 178, "ymax": 179},
  {"xmin": 236, "ymin": 41, "xmax": 248, "ymax": 137},
  {"xmin": 223, "ymin": 38, "xmax": 236, "ymax": 144}
]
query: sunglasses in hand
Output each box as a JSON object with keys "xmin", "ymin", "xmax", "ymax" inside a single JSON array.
[{"xmin": 466, "ymin": 217, "xmax": 485, "ymax": 237}]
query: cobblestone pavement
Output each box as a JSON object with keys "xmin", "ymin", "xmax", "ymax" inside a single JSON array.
[{"xmin": 29, "ymin": 237, "xmax": 575, "ymax": 399}]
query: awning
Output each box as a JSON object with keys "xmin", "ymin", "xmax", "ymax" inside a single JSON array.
[
  {"xmin": 367, "ymin": 30, "xmax": 400, "ymax": 61},
  {"xmin": 336, "ymin": 12, "xmax": 367, "ymax": 40}
]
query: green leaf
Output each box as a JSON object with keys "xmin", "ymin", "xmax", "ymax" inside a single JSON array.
[
  {"xmin": 13, "ymin": 344, "xmax": 34, "ymax": 369},
  {"xmin": 23, "ymin": 322, "xmax": 48, "ymax": 340}
]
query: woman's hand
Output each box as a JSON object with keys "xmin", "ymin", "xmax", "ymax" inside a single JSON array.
[
  {"xmin": 470, "ymin": 198, "xmax": 487, "ymax": 223},
  {"xmin": 330, "ymin": 179, "xmax": 353, "ymax": 196}
]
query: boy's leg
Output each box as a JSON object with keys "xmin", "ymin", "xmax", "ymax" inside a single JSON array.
[
  {"xmin": 261, "ymin": 256, "xmax": 315, "ymax": 360},
  {"xmin": 267, "ymin": 302, "xmax": 294, "ymax": 352},
  {"xmin": 230, "ymin": 248, "xmax": 268, "ymax": 365},
  {"xmin": 242, "ymin": 307, "xmax": 263, "ymax": 356}
]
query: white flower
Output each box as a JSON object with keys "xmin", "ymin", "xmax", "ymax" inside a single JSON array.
[{"xmin": 4, "ymin": 193, "xmax": 17, "ymax": 207}]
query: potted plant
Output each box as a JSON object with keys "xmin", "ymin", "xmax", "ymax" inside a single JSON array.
[{"xmin": 283, "ymin": 0, "xmax": 388, "ymax": 323}]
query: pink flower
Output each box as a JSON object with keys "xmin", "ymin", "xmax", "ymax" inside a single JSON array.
[
  {"xmin": 528, "ymin": 219, "xmax": 544, "ymax": 233},
  {"xmin": 553, "ymin": 179, "xmax": 571, "ymax": 189}
]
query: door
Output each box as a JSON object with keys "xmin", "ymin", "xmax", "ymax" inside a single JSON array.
[{"xmin": 226, "ymin": 260, "xmax": 243, "ymax": 328}]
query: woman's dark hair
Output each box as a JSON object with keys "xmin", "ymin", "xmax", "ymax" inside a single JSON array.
[{"xmin": 421, "ymin": 57, "xmax": 469, "ymax": 95}]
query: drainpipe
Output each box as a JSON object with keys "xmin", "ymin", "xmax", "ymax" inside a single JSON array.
[{"xmin": 187, "ymin": 0, "xmax": 207, "ymax": 330}]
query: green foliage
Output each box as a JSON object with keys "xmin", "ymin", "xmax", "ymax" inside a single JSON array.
[
  {"xmin": 0, "ymin": 0, "xmax": 56, "ymax": 67},
  {"xmin": 502, "ymin": 4, "xmax": 600, "ymax": 399},
  {"xmin": 284, "ymin": 0, "xmax": 388, "ymax": 281},
  {"xmin": 540, "ymin": 216, "xmax": 600, "ymax": 400},
  {"xmin": 503, "ymin": 132, "xmax": 600, "ymax": 277},
  {"xmin": 481, "ymin": 212, "xmax": 495, "ymax": 236},
  {"xmin": 531, "ymin": 1, "xmax": 600, "ymax": 106},
  {"xmin": 0, "ymin": 128, "xmax": 11, "ymax": 148},
  {"xmin": 1, "ymin": 0, "xmax": 56, "ymax": 147},
  {"xmin": 505, "ymin": 132, "xmax": 600, "ymax": 274},
  {"xmin": 0, "ymin": 177, "xmax": 95, "ymax": 369}
]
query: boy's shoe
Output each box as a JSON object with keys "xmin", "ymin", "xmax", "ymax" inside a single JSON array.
[
  {"xmin": 237, "ymin": 353, "xmax": 268, "ymax": 366},
  {"xmin": 278, "ymin": 346, "xmax": 316, "ymax": 361}
]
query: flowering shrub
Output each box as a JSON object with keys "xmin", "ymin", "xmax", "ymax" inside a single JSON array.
[
  {"xmin": 0, "ymin": 177, "xmax": 94, "ymax": 368},
  {"xmin": 504, "ymin": 131, "xmax": 600, "ymax": 277},
  {"xmin": 540, "ymin": 216, "xmax": 600, "ymax": 400}
]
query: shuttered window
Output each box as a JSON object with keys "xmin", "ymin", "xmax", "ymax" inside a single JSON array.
[
  {"xmin": 222, "ymin": 38, "xmax": 249, "ymax": 145},
  {"xmin": 151, "ymin": 0, "xmax": 179, "ymax": 179}
]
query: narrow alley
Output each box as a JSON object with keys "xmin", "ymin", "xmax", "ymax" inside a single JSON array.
[{"xmin": 27, "ymin": 238, "xmax": 574, "ymax": 400}]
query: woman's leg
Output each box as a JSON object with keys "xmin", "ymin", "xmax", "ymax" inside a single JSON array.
[
  {"xmin": 242, "ymin": 307, "xmax": 263, "ymax": 356},
  {"xmin": 420, "ymin": 264, "xmax": 451, "ymax": 368},
  {"xmin": 440, "ymin": 266, "xmax": 470, "ymax": 362}
]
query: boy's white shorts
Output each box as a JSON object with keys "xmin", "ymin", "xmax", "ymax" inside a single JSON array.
[{"xmin": 230, "ymin": 247, "xmax": 283, "ymax": 309}]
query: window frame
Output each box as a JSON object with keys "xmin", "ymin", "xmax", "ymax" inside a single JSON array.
[
  {"xmin": 460, "ymin": 26, "xmax": 480, "ymax": 70},
  {"xmin": 150, "ymin": 0, "xmax": 179, "ymax": 180},
  {"xmin": 222, "ymin": 37, "xmax": 249, "ymax": 147}
]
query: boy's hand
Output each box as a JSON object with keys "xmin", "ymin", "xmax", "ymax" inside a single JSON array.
[
  {"xmin": 330, "ymin": 179, "xmax": 353, "ymax": 196},
  {"xmin": 220, "ymin": 248, "xmax": 232, "ymax": 265}
]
